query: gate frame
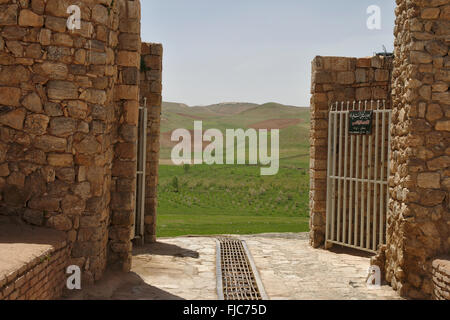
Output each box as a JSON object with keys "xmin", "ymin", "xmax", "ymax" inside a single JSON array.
[
  {"xmin": 134, "ymin": 98, "xmax": 148, "ymax": 244},
  {"xmin": 325, "ymin": 100, "xmax": 392, "ymax": 254}
]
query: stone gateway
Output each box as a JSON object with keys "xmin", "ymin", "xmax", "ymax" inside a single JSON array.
[
  {"xmin": 0, "ymin": 0, "xmax": 162, "ymax": 299},
  {"xmin": 309, "ymin": 0, "xmax": 449, "ymax": 300}
]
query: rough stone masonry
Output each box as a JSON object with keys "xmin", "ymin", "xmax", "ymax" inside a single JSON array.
[
  {"xmin": 309, "ymin": 55, "xmax": 393, "ymax": 248},
  {"xmin": 379, "ymin": 0, "xmax": 449, "ymax": 300},
  {"xmin": 310, "ymin": 0, "xmax": 449, "ymax": 300},
  {"xmin": 0, "ymin": 0, "xmax": 162, "ymax": 295}
]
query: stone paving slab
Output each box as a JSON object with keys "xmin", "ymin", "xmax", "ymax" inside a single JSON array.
[
  {"xmin": 65, "ymin": 233, "xmax": 402, "ymax": 300},
  {"xmin": 241, "ymin": 233, "xmax": 403, "ymax": 300},
  {"xmin": 65, "ymin": 236, "xmax": 217, "ymax": 300}
]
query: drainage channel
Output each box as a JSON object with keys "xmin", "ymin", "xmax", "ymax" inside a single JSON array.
[{"xmin": 216, "ymin": 237, "xmax": 268, "ymax": 300}]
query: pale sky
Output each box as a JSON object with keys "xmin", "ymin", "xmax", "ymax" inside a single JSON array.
[{"xmin": 141, "ymin": 0, "xmax": 396, "ymax": 107}]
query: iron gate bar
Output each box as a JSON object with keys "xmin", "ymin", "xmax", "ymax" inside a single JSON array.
[
  {"xmin": 373, "ymin": 101, "xmax": 379, "ymax": 251},
  {"xmin": 343, "ymin": 102, "xmax": 349, "ymax": 244},
  {"xmin": 348, "ymin": 102, "xmax": 355, "ymax": 245},
  {"xmin": 134, "ymin": 98, "xmax": 148, "ymax": 243},
  {"xmin": 216, "ymin": 238, "xmax": 268, "ymax": 300},
  {"xmin": 326, "ymin": 100, "xmax": 391, "ymax": 254}
]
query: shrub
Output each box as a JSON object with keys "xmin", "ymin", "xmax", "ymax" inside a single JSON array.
[{"xmin": 172, "ymin": 176, "xmax": 179, "ymax": 192}]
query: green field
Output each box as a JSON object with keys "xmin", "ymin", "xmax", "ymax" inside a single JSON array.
[{"xmin": 156, "ymin": 102, "xmax": 311, "ymax": 237}]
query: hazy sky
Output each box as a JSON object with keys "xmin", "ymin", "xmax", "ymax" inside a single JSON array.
[{"xmin": 141, "ymin": 0, "xmax": 396, "ymax": 107}]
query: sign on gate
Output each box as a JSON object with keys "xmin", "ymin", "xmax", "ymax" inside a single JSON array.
[{"xmin": 349, "ymin": 111, "xmax": 373, "ymax": 134}]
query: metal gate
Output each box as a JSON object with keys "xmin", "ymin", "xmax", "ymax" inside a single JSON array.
[
  {"xmin": 325, "ymin": 100, "xmax": 391, "ymax": 253},
  {"xmin": 134, "ymin": 98, "xmax": 148, "ymax": 243}
]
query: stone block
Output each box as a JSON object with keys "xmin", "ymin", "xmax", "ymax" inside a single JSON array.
[
  {"xmin": 356, "ymin": 57, "xmax": 371, "ymax": 68},
  {"xmin": 21, "ymin": 92, "xmax": 43, "ymax": 113},
  {"xmin": 24, "ymin": 114, "xmax": 49, "ymax": 135},
  {"xmin": 115, "ymin": 85, "xmax": 138, "ymax": 100},
  {"xmin": 356, "ymin": 87, "xmax": 371, "ymax": 101},
  {"xmin": 432, "ymin": 92, "xmax": 450, "ymax": 105},
  {"xmin": 116, "ymin": 51, "xmax": 139, "ymax": 67},
  {"xmin": 29, "ymin": 196, "xmax": 60, "ymax": 211},
  {"xmin": 22, "ymin": 209, "xmax": 44, "ymax": 226},
  {"xmin": 336, "ymin": 71, "xmax": 355, "ymax": 85},
  {"xmin": 0, "ymin": 87, "xmax": 21, "ymax": 107},
  {"xmin": 112, "ymin": 161, "xmax": 136, "ymax": 177},
  {"xmin": 79, "ymin": 89, "xmax": 107, "ymax": 104},
  {"xmin": 34, "ymin": 135, "xmax": 67, "ymax": 152},
  {"xmin": 0, "ymin": 65, "xmax": 30, "ymax": 85},
  {"xmin": 421, "ymin": 8, "xmax": 440, "ymax": 19},
  {"xmin": 313, "ymin": 71, "xmax": 332, "ymax": 84},
  {"xmin": 426, "ymin": 104, "xmax": 444, "ymax": 122},
  {"xmin": 436, "ymin": 120, "xmax": 450, "ymax": 131},
  {"xmin": 45, "ymin": 0, "xmax": 72, "ymax": 18},
  {"xmin": 44, "ymin": 16, "xmax": 66, "ymax": 32},
  {"xmin": 0, "ymin": 5, "xmax": 19, "ymax": 26},
  {"xmin": 0, "ymin": 108, "xmax": 26, "ymax": 130},
  {"xmin": 47, "ymin": 153, "xmax": 73, "ymax": 167},
  {"xmin": 66, "ymin": 100, "xmax": 88, "ymax": 120},
  {"xmin": 47, "ymin": 81, "xmax": 78, "ymax": 100},
  {"xmin": 49, "ymin": 117, "xmax": 77, "ymax": 137},
  {"xmin": 55, "ymin": 167, "xmax": 75, "ymax": 183},
  {"xmin": 18, "ymin": 9, "xmax": 43, "ymax": 27},
  {"xmin": 92, "ymin": 4, "xmax": 109, "ymax": 25},
  {"xmin": 61, "ymin": 194, "xmax": 85, "ymax": 215},
  {"xmin": 417, "ymin": 172, "xmax": 441, "ymax": 189},
  {"xmin": 375, "ymin": 69, "xmax": 390, "ymax": 82},
  {"xmin": 355, "ymin": 68, "xmax": 366, "ymax": 83},
  {"xmin": 74, "ymin": 136, "xmax": 101, "ymax": 155},
  {"xmin": 119, "ymin": 33, "xmax": 141, "ymax": 51},
  {"xmin": 411, "ymin": 51, "xmax": 433, "ymax": 64}
]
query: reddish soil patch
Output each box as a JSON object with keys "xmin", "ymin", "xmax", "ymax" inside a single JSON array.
[
  {"xmin": 176, "ymin": 113, "xmax": 204, "ymax": 120},
  {"xmin": 249, "ymin": 118, "xmax": 302, "ymax": 130},
  {"xmin": 161, "ymin": 130, "xmax": 209, "ymax": 150}
]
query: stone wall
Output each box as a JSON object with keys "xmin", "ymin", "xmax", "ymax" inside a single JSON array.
[
  {"xmin": 0, "ymin": 239, "xmax": 69, "ymax": 300},
  {"xmin": 309, "ymin": 55, "xmax": 393, "ymax": 248},
  {"xmin": 140, "ymin": 42, "xmax": 162, "ymax": 244},
  {"xmin": 0, "ymin": 0, "xmax": 162, "ymax": 293},
  {"xmin": 432, "ymin": 257, "xmax": 450, "ymax": 300},
  {"xmin": 108, "ymin": 0, "xmax": 141, "ymax": 273},
  {"xmin": 379, "ymin": 0, "xmax": 450, "ymax": 299},
  {"xmin": 0, "ymin": 0, "xmax": 126, "ymax": 285}
]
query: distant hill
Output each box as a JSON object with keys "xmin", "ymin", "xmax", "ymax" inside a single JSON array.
[
  {"xmin": 160, "ymin": 101, "xmax": 311, "ymax": 168},
  {"xmin": 191, "ymin": 102, "xmax": 259, "ymax": 116}
]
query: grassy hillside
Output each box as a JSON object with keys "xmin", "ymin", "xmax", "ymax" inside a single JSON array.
[
  {"xmin": 157, "ymin": 164, "xmax": 310, "ymax": 237},
  {"xmin": 157, "ymin": 101, "xmax": 311, "ymax": 237},
  {"xmin": 160, "ymin": 101, "xmax": 311, "ymax": 168}
]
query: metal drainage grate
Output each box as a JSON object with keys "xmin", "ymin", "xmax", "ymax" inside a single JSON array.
[{"xmin": 216, "ymin": 237, "xmax": 268, "ymax": 300}]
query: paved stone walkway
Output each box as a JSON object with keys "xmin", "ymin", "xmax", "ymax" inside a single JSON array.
[
  {"xmin": 242, "ymin": 233, "xmax": 402, "ymax": 300},
  {"xmin": 65, "ymin": 237, "xmax": 217, "ymax": 300},
  {"xmin": 65, "ymin": 233, "xmax": 402, "ymax": 300}
]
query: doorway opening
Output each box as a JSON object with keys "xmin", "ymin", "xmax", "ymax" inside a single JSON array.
[{"xmin": 155, "ymin": 102, "xmax": 312, "ymax": 238}]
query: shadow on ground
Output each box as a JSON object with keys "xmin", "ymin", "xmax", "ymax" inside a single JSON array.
[
  {"xmin": 328, "ymin": 245, "xmax": 374, "ymax": 258},
  {"xmin": 63, "ymin": 239, "xmax": 213, "ymax": 300},
  {"xmin": 133, "ymin": 241, "xmax": 200, "ymax": 259},
  {"xmin": 63, "ymin": 270, "xmax": 184, "ymax": 300}
]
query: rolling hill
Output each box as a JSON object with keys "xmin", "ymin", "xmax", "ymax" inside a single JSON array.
[{"xmin": 160, "ymin": 101, "xmax": 311, "ymax": 168}]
